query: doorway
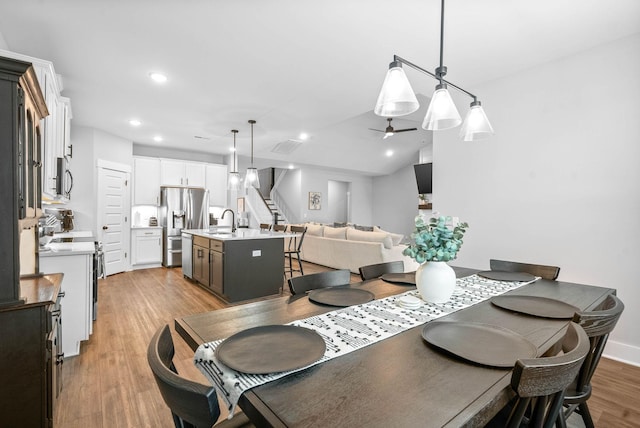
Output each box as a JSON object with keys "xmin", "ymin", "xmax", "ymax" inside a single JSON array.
[
  {"xmin": 327, "ymin": 180, "xmax": 350, "ymax": 223},
  {"xmin": 97, "ymin": 161, "xmax": 130, "ymax": 276}
]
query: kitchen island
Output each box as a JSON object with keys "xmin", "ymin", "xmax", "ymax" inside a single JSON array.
[{"xmin": 182, "ymin": 228, "xmax": 293, "ymax": 302}]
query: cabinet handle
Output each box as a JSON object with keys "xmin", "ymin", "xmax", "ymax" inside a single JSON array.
[
  {"xmin": 59, "ymin": 291, "xmax": 66, "ymax": 298},
  {"xmin": 51, "ymin": 309, "xmax": 61, "ymax": 316},
  {"xmin": 56, "ymin": 353, "xmax": 65, "ymax": 365}
]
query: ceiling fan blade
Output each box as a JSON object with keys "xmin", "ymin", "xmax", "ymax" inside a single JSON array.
[
  {"xmin": 368, "ymin": 128, "xmax": 385, "ymax": 133},
  {"xmin": 394, "ymin": 128, "xmax": 418, "ymax": 133}
]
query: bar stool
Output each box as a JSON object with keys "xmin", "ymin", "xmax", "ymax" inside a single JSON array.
[{"xmin": 284, "ymin": 225, "xmax": 306, "ymax": 279}]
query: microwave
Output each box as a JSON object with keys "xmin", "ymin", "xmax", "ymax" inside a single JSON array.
[{"xmin": 55, "ymin": 157, "xmax": 73, "ymax": 198}]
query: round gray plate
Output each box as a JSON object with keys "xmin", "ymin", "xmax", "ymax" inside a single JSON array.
[
  {"xmin": 422, "ymin": 321, "xmax": 537, "ymax": 368},
  {"xmin": 308, "ymin": 287, "xmax": 374, "ymax": 307},
  {"xmin": 491, "ymin": 295, "xmax": 580, "ymax": 319},
  {"xmin": 216, "ymin": 325, "xmax": 326, "ymax": 374},
  {"xmin": 478, "ymin": 270, "xmax": 536, "ymax": 282},
  {"xmin": 381, "ymin": 272, "xmax": 416, "ymax": 285}
]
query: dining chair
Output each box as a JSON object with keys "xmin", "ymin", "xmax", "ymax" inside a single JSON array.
[
  {"xmin": 272, "ymin": 224, "xmax": 287, "ymax": 232},
  {"xmin": 557, "ymin": 294, "xmax": 625, "ymax": 428},
  {"xmin": 147, "ymin": 325, "xmax": 254, "ymax": 428},
  {"xmin": 259, "ymin": 223, "xmax": 271, "ymax": 231},
  {"xmin": 487, "ymin": 322, "xmax": 590, "ymax": 428},
  {"xmin": 490, "ymin": 259, "xmax": 561, "ymax": 280},
  {"xmin": 288, "ymin": 269, "xmax": 351, "ymax": 295},
  {"xmin": 284, "ymin": 225, "xmax": 307, "ymax": 278},
  {"xmin": 358, "ymin": 261, "xmax": 404, "ymax": 281}
]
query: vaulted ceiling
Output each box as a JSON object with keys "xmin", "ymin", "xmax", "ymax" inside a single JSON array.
[{"xmin": 1, "ymin": 0, "xmax": 638, "ymax": 175}]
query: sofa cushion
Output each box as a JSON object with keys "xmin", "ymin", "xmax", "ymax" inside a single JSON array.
[
  {"xmin": 323, "ymin": 226, "xmax": 347, "ymax": 239},
  {"xmin": 373, "ymin": 226, "xmax": 404, "ymax": 246},
  {"xmin": 305, "ymin": 223, "xmax": 324, "ymax": 236},
  {"xmin": 347, "ymin": 228, "xmax": 392, "ymax": 249}
]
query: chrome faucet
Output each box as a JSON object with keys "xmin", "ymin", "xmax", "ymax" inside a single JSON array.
[{"xmin": 221, "ymin": 209, "xmax": 236, "ymax": 232}]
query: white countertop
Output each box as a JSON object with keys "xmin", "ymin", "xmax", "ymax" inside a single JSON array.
[
  {"xmin": 183, "ymin": 228, "xmax": 296, "ymax": 241},
  {"xmin": 131, "ymin": 225, "xmax": 162, "ymax": 229},
  {"xmin": 40, "ymin": 230, "xmax": 96, "ymax": 257}
]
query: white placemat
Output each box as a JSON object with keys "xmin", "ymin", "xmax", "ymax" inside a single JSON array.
[{"xmin": 195, "ymin": 274, "xmax": 538, "ymax": 417}]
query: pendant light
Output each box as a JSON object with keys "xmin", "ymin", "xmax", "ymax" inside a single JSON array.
[
  {"xmin": 244, "ymin": 119, "xmax": 260, "ymax": 189},
  {"xmin": 374, "ymin": 0, "xmax": 494, "ymax": 140},
  {"xmin": 228, "ymin": 129, "xmax": 241, "ymax": 191}
]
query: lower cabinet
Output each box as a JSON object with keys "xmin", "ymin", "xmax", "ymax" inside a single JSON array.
[
  {"xmin": 192, "ymin": 237, "xmax": 210, "ymax": 287},
  {"xmin": 131, "ymin": 228, "xmax": 162, "ymax": 267},
  {"xmin": 0, "ymin": 274, "xmax": 62, "ymax": 428}
]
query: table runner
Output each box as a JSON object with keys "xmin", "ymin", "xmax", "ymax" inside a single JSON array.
[{"xmin": 194, "ymin": 274, "xmax": 538, "ymax": 417}]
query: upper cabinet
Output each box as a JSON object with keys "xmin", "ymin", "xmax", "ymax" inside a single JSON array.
[
  {"xmin": 0, "ymin": 49, "xmax": 72, "ymax": 202},
  {"xmin": 133, "ymin": 157, "xmax": 161, "ymax": 205},
  {"xmin": 206, "ymin": 164, "xmax": 228, "ymax": 207},
  {"xmin": 160, "ymin": 159, "xmax": 206, "ymax": 187}
]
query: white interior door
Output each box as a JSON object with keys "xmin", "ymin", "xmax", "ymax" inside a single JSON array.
[{"xmin": 98, "ymin": 166, "xmax": 130, "ymax": 276}]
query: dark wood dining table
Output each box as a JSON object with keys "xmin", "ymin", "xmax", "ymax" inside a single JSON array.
[{"xmin": 175, "ymin": 267, "xmax": 614, "ymax": 427}]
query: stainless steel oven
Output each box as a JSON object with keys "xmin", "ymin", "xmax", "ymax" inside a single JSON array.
[{"xmin": 93, "ymin": 241, "xmax": 104, "ymax": 320}]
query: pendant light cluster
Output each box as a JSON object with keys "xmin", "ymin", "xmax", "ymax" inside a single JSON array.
[
  {"xmin": 244, "ymin": 119, "xmax": 260, "ymax": 189},
  {"xmin": 374, "ymin": 0, "xmax": 494, "ymax": 141},
  {"xmin": 227, "ymin": 129, "xmax": 241, "ymax": 191}
]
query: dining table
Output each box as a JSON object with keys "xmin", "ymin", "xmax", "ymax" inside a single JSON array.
[{"xmin": 175, "ymin": 267, "xmax": 614, "ymax": 427}]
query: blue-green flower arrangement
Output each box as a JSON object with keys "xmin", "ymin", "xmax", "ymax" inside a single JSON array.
[{"xmin": 403, "ymin": 215, "xmax": 469, "ymax": 263}]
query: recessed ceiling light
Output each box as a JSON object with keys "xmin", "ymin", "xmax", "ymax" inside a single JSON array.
[
  {"xmin": 229, "ymin": 147, "xmax": 236, "ymax": 152},
  {"xmin": 288, "ymin": 164, "xmax": 294, "ymax": 169},
  {"xmin": 153, "ymin": 135, "xmax": 163, "ymax": 142},
  {"xmin": 385, "ymin": 149, "xmax": 394, "ymax": 157},
  {"xmin": 129, "ymin": 119, "xmax": 141, "ymax": 127},
  {"xmin": 299, "ymin": 132, "xmax": 309, "ymax": 141},
  {"xmin": 149, "ymin": 72, "xmax": 167, "ymax": 83}
]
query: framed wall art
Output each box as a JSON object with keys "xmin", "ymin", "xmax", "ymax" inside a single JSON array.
[{"xmin": 308, "ymin": 192, "xmax": 321, "ymax": 210}]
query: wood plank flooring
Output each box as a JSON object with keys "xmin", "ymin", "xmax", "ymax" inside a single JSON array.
[{"xmin": 54, "ymin": 265, "xmax": 640, "ymax": 427}]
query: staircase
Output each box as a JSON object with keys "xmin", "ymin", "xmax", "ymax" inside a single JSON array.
[{"xmin": 263, "ymin": 197, "xmax": 284, "ymax": 225}]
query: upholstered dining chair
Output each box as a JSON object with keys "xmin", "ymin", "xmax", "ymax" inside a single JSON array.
[
  {"xmin": 487, "ymin": 322, "xmax": 590, "ymax": 428},
  {"xmin": 358, "ymin": 261, "xmax": 404, "ymax": 281},
  {"xmin": 490, "ymin": 259, "xmax": 561, "ymax": 280},
  {"xmin": 557, "ymin": 294, "xmax": 625, "ymax": 428},
  {"xmin": 147, "ymin": 325, "xmax": 254, "ymax": 428},
  {"xmin": 288, "ymin": 269, "xmax": 351, "ymax": 295},
  {"xmin": 284, "ymin": 225, "xmax": 307, "ymax": 278}
]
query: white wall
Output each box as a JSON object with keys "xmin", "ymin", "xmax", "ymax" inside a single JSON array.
[
  {"xmin": 434, "ymin": 34, "xmax": 640, "ymax": 365},
  {"xmin": 133, "ymin": 144, "xmax": 225, "ymax": 164},
  {"xmin": 276, "ymin": 169, "xmax": 302, "ymax": 223},
  {"xmin": 327, "ymin": 180, "xmax": 349, "ymax": 223}
]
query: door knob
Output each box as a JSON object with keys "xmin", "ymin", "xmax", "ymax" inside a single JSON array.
[{"xmin": 102, "ymin": 225, "xmax": 108, "ymax": 230}]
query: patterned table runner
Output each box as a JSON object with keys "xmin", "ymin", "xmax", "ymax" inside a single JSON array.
[{"xmin": 194, "ymin": 274, "xmax": 538, "ymax": 417}]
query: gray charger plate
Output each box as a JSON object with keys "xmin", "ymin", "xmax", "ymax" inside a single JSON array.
[
  {"xmin": 308, "ymin": 287, "xmax": 375, "ymax": 307},
  {"xmin": 216, "ymin": 325, "xmax": 326, "ymax": 374},
  {"xmin": 381, "ymin": 272, "xmax": 416, "ymax": 285},
  {"xmin": 491, "ymin": 295, "xmax": 580, "ymax": 319},
  {"xmin": 422, "ymin": 321, "xmax": 537, "ymax": 368},
  {"xmin": 477, "ymin": 270, "xmax": 536, "ymax": 282}
]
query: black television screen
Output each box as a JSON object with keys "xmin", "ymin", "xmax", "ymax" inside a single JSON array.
[{"xmin": 414, "ymin": 163, "xmax": 432, "ymax": 194}]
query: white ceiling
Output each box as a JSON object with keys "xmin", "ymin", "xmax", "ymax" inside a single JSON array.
[{"xmin": 1, "ymin": 0, "xmax": 639, "ymax": 175}]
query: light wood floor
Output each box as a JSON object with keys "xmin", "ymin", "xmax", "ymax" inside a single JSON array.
[{"xmin": 54, "ymin": 265, "xmax": 640, "ymax": 427}]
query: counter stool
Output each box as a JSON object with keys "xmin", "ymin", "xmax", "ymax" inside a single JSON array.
[{"xmin": 284, "ymin": 225, "xmax": 306, "ymax": 279}]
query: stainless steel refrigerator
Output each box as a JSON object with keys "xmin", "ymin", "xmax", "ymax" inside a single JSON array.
[{"xmin": 159, "ymin": 186, "xmax": 209, "ymax": 267}]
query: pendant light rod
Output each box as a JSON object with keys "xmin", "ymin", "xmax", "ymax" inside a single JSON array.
[
  {"xmin": 231, "ymin": 129, "xmax": 238, "ymax": 171},
  {"xmin": 438, "ymin": 0, "xmax": 445, "ymax": 79},
  {"xmin": 392, "ymin": 55, "xmax": 477, "ymax": 102},
  {"xmin": 248, "ymin": 119, "xmax": 256, "ymax": 165}
]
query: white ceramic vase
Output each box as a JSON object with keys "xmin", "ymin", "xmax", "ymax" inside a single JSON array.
[{"xmin": 415, "ymin": 261, "xmax": 456, "ymax": 303}]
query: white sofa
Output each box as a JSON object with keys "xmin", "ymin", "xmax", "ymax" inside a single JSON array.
[{"xmin": 299, "ymin": 224, "xmax": 420, "ymax": 274}]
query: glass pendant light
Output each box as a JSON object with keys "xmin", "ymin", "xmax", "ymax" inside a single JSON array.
[
  {"xmin": 228, "ymin": 129, "xmax": 241, "ymax": 190},
  {"xmin": 459, "ymin": 100, "xmax": 494, "ymax": 141},
  {"xmin": 244, "ymin": 119, "xmax": 260, "ymax": 189},
  {"xmin": 422, "ymin": 83, "xmax": 462, "ymax": 130},
  {"xmin": 374, "ymin": 61, "xmax": 420, "ymax": 117}
]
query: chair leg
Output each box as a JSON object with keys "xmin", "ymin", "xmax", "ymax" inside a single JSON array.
[
  {"xmin": 578, "ymin": 402, "xmax": 595, "ymax": 428},
  {"xmin": 296, "ymin": 251, "xmax": 303, "ymax": 275}
]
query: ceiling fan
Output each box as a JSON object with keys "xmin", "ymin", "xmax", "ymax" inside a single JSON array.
[{"xmin": 369, "ymin": 118, "xmax": 417, "ymax": 139}]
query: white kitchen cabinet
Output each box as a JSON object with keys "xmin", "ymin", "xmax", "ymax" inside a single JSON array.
[
  {"xmin": 160, "ymin": 159, "xmax": 206, "ymax": 187},
  {"xmin": 206, "ymin": 164, "xmax": 228, "ymax": 206},
  {"xmin": 131, "ymin": 228, "xmax": 162, "ymax": 267},
  {"xmin": 40, "ymin": 253, "xmax": 93, "ymax": 357},
  {"xmin": 133, "ymin": 157, "xmax": 161, "ymax": 205}
]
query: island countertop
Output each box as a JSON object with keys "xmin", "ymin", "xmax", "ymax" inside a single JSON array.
[{"xmin": 182, "ymin": 228, "xmax": 296, "ymax": 241}]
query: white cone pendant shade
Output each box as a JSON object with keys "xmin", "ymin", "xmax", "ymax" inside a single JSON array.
[
  {"xmin": 422, "ymin": 84, "xmax": 462, "ymax": 130},
  {"xmin": 459, "ymin": 101, "xmax": 494, "ymax": 141},
  {"xmin": 374, "ymin": 61, "xmax": 420, "ymax": 117},
  {"xmin": 228, "ymin": 171, "xmax": 241, "ymax": 190},
  {"xmin": 244, "ymin": 167, "xmax": 260, "ymax": 189}
]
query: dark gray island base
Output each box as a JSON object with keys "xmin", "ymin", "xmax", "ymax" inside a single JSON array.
[{"xmin": 186, "ymin": 229, "xmax": 287, "ymax": 303}]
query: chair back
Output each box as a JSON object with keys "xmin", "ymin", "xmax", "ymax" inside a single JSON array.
[
  {"xmin": 572, "ymin": 294, "xmax": 624, "ymax": 394},
  {"xmin": 147, "ymin": 325, "xmax": 221, "ymax": 428},
  {"xmin": 288, "ymin": 225, "xmax": 307, "ymax": 252},
  {"xmin": 505, "ymin": 322, "xmax": 589, "ymax": 428},
  {"xmin": 490, "ymin": 259, "xmax": 560, "ymax": 280},
  {"xmin": 288, "ymin": 269, "xmax": 351, "ymax": 295},
  {"xmin": 272, "ymin": 224, "xmax": 287, "ymax": 232},
  {"xmin": 359, "ymin": 261, "xmax": 404, "ymax": 281},
  {"xmin": 259, "ymin": 223, "xmax": 272, "ymax": 231}
]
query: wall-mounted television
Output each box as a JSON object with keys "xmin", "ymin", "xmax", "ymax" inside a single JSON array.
[{"xmin": 414, "ymin": 163, "xmax": 432, "ymax": 194}]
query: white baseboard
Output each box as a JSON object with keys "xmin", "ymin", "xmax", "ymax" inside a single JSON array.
[{"xmin": 603, "ymin": 339, "xmax": 640, "ymax": 367}]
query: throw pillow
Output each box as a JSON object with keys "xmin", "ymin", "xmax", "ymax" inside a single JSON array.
[
  {"xmin": 305, "ymin": 223, "xmax": 324, "ymax": 236},
  {"xmin": 347, "ymin": 228, "xmax": 393, "ymax": 249},
  {"xmin": 323, "ymin": 226, "xmax": 347, "ymax": 239},
  {"xmin": 354, "ymin": 224, "xmax": 374, "ymax": 232},
  {"xmin": 333, "ymin": 222, "xmax": 347, "ymax": 228},
  {"xmin": 373, "ymin": 226, "xmax": 404, "ymax": 246}
]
